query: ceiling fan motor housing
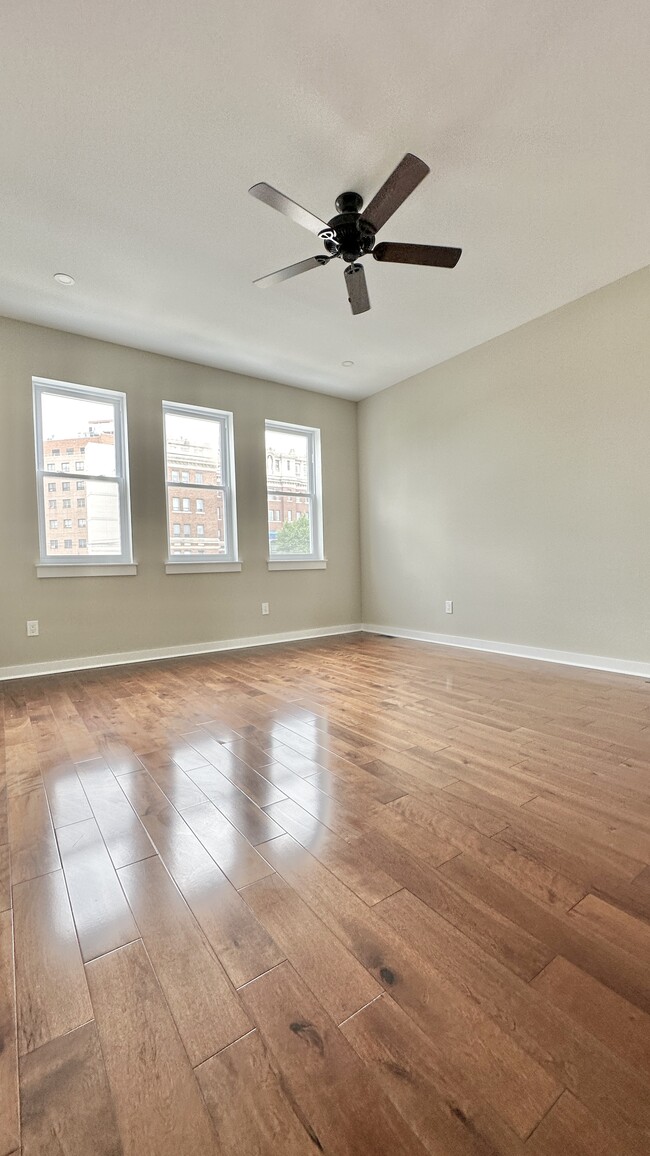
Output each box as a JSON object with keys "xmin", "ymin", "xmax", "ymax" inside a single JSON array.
[{"xmin": 321, "ymin": 191, "xmax": 376, "ymax": 263}]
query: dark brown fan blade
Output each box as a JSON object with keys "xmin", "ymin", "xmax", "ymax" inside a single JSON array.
[
  {"xmin": 373, "ymin": 241, "xmax": 462, "ymax": 268},
  {"xmin": 254, "ymin": 255, "xmax": 330, "ymax": 288},
  {"xmin": 362, "ymin": 153, "xmax": 430, "ymax": 232},
  {"xmin": 344, "ymin": 263, "xmax": 370, "ymax": 315},
  {"xmin": 249, "ymin": 183, "xmax": 332, "ymax": 237}
]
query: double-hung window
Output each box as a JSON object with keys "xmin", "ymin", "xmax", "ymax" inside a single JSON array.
[
  {"xmin": 265, "ymin": 420, "xmax": 324, "ymax": 567},
  {"xmin": 33, "ymin": 378, "xmax": 133, "ymax": 572},
  {"xmin": 163, "ymin": 402, "xmax": 239, "ymax": 570}
]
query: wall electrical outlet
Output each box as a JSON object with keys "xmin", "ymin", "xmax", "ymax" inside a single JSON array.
[
  {"xmin": 445, "ymin": 600, "xmax": 454, "ymax": 614},
  {"xmin": 26, "ymin": 620, "xmax": 39, "ymax": 636},
  {"xmin": 261, "ymin": 602, "xmax": 270, "ymax": 615}
]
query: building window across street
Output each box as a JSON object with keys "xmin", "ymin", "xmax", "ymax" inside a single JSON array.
[
  {"xmin": 265, "ymin": 420, "xmax": 323, "ymax": 561},
  {"xmin": 162, "ymin": 401, "xmax": 238, "ymax": 564},
  {"xmin": 33, "ymin": 377, "xmax": 133, "ymax": 566}
]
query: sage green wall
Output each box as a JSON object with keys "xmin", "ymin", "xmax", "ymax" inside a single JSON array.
[
  {"xmin": 359, "ymin": 266, "xmax": 650, "ymax": 662},
  {"xmin": 0, "ymin": 317, "xmax": 360, "ymax": 669}
]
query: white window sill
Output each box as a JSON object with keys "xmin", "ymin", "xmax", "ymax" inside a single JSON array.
[
  {"xmin": 165, "ymin": 560, "xmax": 242, "ymax": 574},
  {"xmin": 267, "ymin": 559, "xmax": 327, "ymax": 571},
  {"xmin": 36, "ymin": 563, "xmax": 138, "ymax": 578}
]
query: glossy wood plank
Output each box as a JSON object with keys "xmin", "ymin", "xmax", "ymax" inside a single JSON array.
[
  {"xmin": 359, "ymin": 827, "xmax": 554, "ymax": 978},
  {"xmin": 531, "ymin": 954, "xmax": 650, "ymax": 1075},
  {"xmin": 135, "ymin": 802, "xmax": 284, "ymax": 986},
  {"xmin": 185, "ymin": 767, "xmax": 285, "ymax": 844},
  {"xmin": 86, "ymin": 940, "xmax": 218, "ymax": 1155},
  {"xmin": 0, "ymin": 910, "xmax": 19, "ymax": 1156},
  {"xmin": 388, "ymin": 794, "xmax": 587, "ymax": 910},
  {"xmin": 224, "ymin": 737, "xmax": 274, "ymax": 770},
  {"xmin": 118, "ymin": 855, "xmax": 251, "ymax": 1065},
  {"xmin": 13, "ymin": 870, "xmax": 92, "ymax": 1055},
  {"xmin": 195, "ymin": 1029, "xmax": 316, "ymax": 1155},
  {"xmin": 374, "ymin": 886, "xmax": 650, "ymax": 1148},
  {"xmin": 0, "ymin": 843, "xmax": 9, "ymax": 912},
  {"xmin": 8, "ymin": 788, "xmax": 60, "ymax": 885},
  {"xmin": 241, "ymin": 872, "xmax": 381, "ymax": 1022},
  {"xmin": 19, "ymin": 1020, "xmax": 123, "ymax": 1156},
  {"xmin": 41, "ymin": 760, "xmax": 92, "ymax": 828},
  {"xmin": 369, "ymin": 802, "xmax": 461, "ymax": 868},
  {"xmin": 259, "ymin": 834, "xmax": 561, "ymax": 1138},
  {"xmin": 97, "ymin": 736, "xmax": 144, "ymax": 776},
  {"xmin": 56, "ymin": 818, "xmax": 139, "ymax": 962},
  {"xmin": 567, "ymin": 891, "xmax": 650, "ymax": 956},
  {"xmin": 441, "ymin": 852, "xmax": 650, "ymax": 1013},
  {"xmin": 526, "ymin": 1090, "xmax": 634, "ymax": 1156},
  {"xmin": 265, "ymin": 796, "xmax": 401, "ymax": 905},
  {"xmin": 341, "ymin": 992, "xmax": 526, "ymax": 1156},
  {"xmin": 523, "ymin": 792, "xmax": 650, "ymax": 862},
  {"xmin": 182, "ymin": 801, "xmax": 275, "ymax": 889},
  {"xmin": 239, "ymin": 960, "xmax": 429, "ymax": 1155},
  {"xmin": 117, "ymin": 767, "xmax": 171, "ymax": 816},
  {"xmin": 75, "ymin": 758, "xmax": 155, "ymax": 868},
  {"xmin": 304, "ymin": 753, "xmax": 406, "ymax": 804},
  {"xmin": 138, "ymin": 750, "xmax": 207, "ymax": 809}
]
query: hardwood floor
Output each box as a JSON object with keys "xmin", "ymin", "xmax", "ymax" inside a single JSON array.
[{"xmin": 1, "ymin": 632, "xmax": 649, "ymax": 1155}]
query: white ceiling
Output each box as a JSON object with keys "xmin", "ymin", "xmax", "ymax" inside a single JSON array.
[{"xmin": 1, "ymin": 1, "xmax": 649, "ymax": 400}]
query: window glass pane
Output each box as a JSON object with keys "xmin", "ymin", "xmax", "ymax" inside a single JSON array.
[
  {"xmin": 267, "ymin": 495, "xmax": 312, "ymax": 556},
  {"xmin": 40, "ymin": 391, "xmax": 117, "ymax": 476},
  {"xmin": 167, "ymin": 487, "xmax": 226, "ymax": 556},
  {"xmin": 41, "ymin": 477, "xmax": 121, "ymax": 557},
  {"xmin": 84, "ymin": 480, "xmax": 122, "ymax": 555},
  {"xmin": 164, "ymin": 412, "xmax": 223, "ymax": 485},
  {"xmin": 264, "ymin": 429, "xmax": 309, "ymax": 495}
]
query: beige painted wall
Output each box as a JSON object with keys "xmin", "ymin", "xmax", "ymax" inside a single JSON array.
[
  {"xmin": 359, "ymin": 266, "xmax": 650, "ymax": 662},
  {"xmin": 0, "ymin": 317, "xmax": 360, "ymax": 669}
]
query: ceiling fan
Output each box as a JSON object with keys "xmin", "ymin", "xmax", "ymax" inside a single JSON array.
[{"xmin": 249, "ymin": 153, "xmax": 461, "ymax": 315}]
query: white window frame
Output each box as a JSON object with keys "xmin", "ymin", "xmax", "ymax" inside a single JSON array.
[
  {"xmin": 265, "ymin": 419, "xmax": 325, "ymax": 570},
  {"xmin": 163, "ymin": 401, "xmax": 240, "ymax": 573},
  {"xmin": 33, "ymin": 377, "xmax": 135, "ymax": 576}
]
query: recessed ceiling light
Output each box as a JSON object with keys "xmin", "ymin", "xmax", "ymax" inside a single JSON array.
[
  {"xmin": 341, "ymin": 360, "xmax": 354, "ymax": 367},
  {"xmin": 53, "ymin": 273, "xmax": 75, "ymax": 286}
]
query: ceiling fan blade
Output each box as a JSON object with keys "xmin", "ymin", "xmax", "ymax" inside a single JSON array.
[
  {"xmin": 249, "ymin": 182, "xmax": 332, "ymax": 237},
  {"xmin": 362, "ymin": 153, "xmax": 430, "ymax": 232},
  {"xmin": 254, "ymin": 255, "xmax": 330, "ymax": 288},
  {"xmin": 373, "ymin": 241, "xmax": 462, "ymax": 268},
  {"xmin": 345, "ymin": 263, "xmax": 370, "ymax": 315}
]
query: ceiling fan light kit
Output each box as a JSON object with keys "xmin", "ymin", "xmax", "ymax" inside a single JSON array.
[{"xmin": 249, "ymin": 152, "xmax": 462, "ymax": 315}]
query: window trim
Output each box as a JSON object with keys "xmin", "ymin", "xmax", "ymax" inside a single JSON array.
[
  {"xmin": 265, "ymin": 419, "xmax": 324, "ymax": 566},
  {"xmin": 33, "ymin": 377, "xmax": 134, "ymax": 570},
  {"xmin": 162, "ymin": 400, "xmax": 239, "ymax": 568}
]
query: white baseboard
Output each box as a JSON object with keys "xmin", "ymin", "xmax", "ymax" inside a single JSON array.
[
  {"xmin": 0, "ymin": 624, "xmax": 363, "ymax": 682},
  {"xmin": 3, "ymin": 621, "xmax": 647, "ymax": 683},
  {"xmin": 362, "ymin": 623, "xmax": 650, "ymax": 679}
]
